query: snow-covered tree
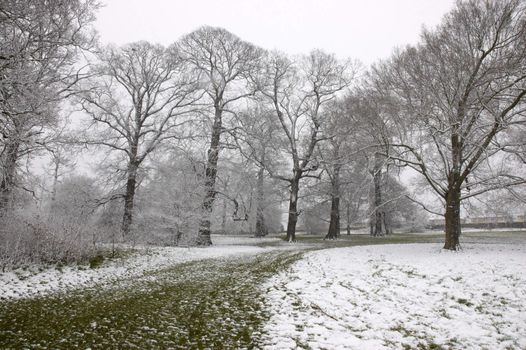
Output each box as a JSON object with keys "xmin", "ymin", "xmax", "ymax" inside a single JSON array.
[
  {"xmin": 374, "ymin": 0, "xmax": 526, "ymax": 249},
  {"xmin": 177, "ymin": 26, "xmax": 263, "ymax": 245},
  {"xmin": 78, "ymin": 41, "xmax": 201, "ymax": 236}
]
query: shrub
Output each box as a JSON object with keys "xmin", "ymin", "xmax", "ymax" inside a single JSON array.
[
  {"xmin": 88, "ymin": 254, "xmax": 104, "ymax": 269},
  {"xmin": 0, "ymin": 211, "xmax": 100, "ymax": 271}
]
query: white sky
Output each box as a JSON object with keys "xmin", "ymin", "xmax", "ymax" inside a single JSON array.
[{"xmin": 95, "ymin": 0, "xmax": 455, "ymax": 65}]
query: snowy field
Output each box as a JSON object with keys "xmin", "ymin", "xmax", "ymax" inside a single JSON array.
[
  {"xmin": 263, "ymin": 243, "xmax": 526, "ymax": 350},
  {"xmin": 2, "ymin": 233, "xmax": 525, "ymax": 349},
  {"xmin": 0, "ymin": 234, "xmax": 280, "ymax": 299}
]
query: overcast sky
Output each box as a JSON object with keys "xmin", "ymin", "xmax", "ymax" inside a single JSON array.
[{"xmin": 96, "ymin": 0, "xmax": 455, "ymax": 65}]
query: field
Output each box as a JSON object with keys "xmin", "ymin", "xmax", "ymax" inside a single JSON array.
[{"xmin": 1, "ymin": 230, "xmax": 525, "ymax": 349}]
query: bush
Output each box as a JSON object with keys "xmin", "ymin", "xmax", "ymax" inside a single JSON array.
[
  {"xmin": 88, "ymin": 254, "xmax": 104, "ymax": 269},
  {"xmin": 0, "ymin": 212, "xmax": 100, "ymax": 271}
]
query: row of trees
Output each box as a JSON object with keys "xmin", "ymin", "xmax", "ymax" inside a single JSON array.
[{"xmin": 1, "ymin": 0, "xmax": 525, "ymax": 254}]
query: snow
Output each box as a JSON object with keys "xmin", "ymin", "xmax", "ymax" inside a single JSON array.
[
  {"xmin": 262, "ymin": 243, "xmax": 526, "ymax": 349},
  {"xmin": 0, "ymin": 235, "xmax": 278, "ymax": 299},
  {"xmin": 212, "ymin": 234, "xmax": 280, "ymax": 245},
  {"xmin": 4, "ymin": 232, "xmax": 525, "ymax": 349}
]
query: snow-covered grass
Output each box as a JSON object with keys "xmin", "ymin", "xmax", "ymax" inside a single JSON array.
[
  {"xmin": 0, "ymin": 250, "xmax": 304, "ymax": 349},
  {"xmin": 211, "ymin": 234, "xmax": 281, "ymax": 246},
  {"xmin": 1, "ymin": 231, "xmax": 431, "ymax": 301},
  {"xmin": 2, "ymin": 231, "xmax": 524, "ymax": 348},
  {"xmin": 0, "ymin": 238, "xmax": 274, "ymax": 300},
  {"xmin": 262, "ymin": 242, "xmax": 526, "ymax": 349}
]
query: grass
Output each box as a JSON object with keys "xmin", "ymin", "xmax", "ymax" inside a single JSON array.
[
  {"xmin": 256, "ymin": 231, "xmax": 444, "ymax": 249},
  {"xmin": 259, "ymin": 229, "xmax": 526, "ymax": 249},
  {"xmin": 88, "ymin": 254, "xmax": 105, "ymax": 269},
  {"xmin": 0, "ymin": 251, "xmax": 303, "ymax": 349},
  {"xmin": 1, "ymin": 229, "xmax": 524, "ymax": 349},
  {"xmin": 456, "ymin": 298, "xmax": 474, "ymax": 307}
]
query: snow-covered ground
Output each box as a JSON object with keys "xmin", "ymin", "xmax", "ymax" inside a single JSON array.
[
  {"xmin": 263, "ymin": 243, "xmax": 526, "ymax": 350},
  {"xmin": 0, "ymin": 234, "xmax": 279, "ymax": 299},
  {"xmin": 212, "ymin": 234, "xmax": 280, "ymax": 245}
]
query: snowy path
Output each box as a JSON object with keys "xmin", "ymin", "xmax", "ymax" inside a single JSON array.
[
  {"xmin": 0, "ymin": 235, "xmax": 281, "ymax": 299},
  {"xmin": 262, "ymin": 243, "xmax": 526, "ymax": 349}
]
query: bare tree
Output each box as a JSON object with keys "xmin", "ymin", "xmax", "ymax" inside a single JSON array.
[
  {"xmin": 374, "ymin": 0, "xmax": 526, "ymax": 249},
  {"xmin": 261, "ymin": 50, "xmax": 355, "ymax": 242},
  {"xmin": 48, "ymin": 144, "xmax": 75, "ymax": 203},
  {"xmin": 49, "ymin": 175, "xmax": 100, "ymax": 221},
  {"xmin": 347, "ymin": 88, "xmax": 402, "ymax": 236},
  {"xmin": 134, "ymin": 147, "xmax": 205, "ymax": 245},
  {"xmin": 78, "ymin": 41, "xmax": 201, "ymax": 236},
  {"xmin": 0, "ymin": 0, "xmax": 99, "ymax": 211},
  {"xmin": 341, "ymin": 158, "xmax": 370, "ymax": 235},
  {"xmin": 317, "ymin": 100, "xmax": 351, "ymax": 240},
  {"xmin": 234, "ymin": 106, "xmax": 283, "ymax": 237},
  {"xmin": 177, "ymin": 26, "xmax": 263, "ymax": 245},
  {"xmin": 315, "ymin": 92, "xmax": 397, "ymax": 239}
]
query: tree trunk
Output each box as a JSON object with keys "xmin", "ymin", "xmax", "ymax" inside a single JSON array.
[
  {"xmin": 255, "ymin": 166, "xmax": 268, "ymax": 237},
  {"xmin": 325, "ymin": 195, "xmax": 340, "ymax": 240},
  {"xmin": 121, "ymin": 161, "xmax": 139, "ymax": 236},
  {"xmin": 444, "ymin": 132, "xmax": 463, "ymax": 250},
  {"xmin": 220, "ymin": 176, "xmax": 229, "ymax": 234},
  {"xmin": 50, "ymin": 159, "xmax": 60, "ymax": 202},
  {"xmin": 197, "ymin": 107, "xmax": 222, "ymax": 246},
  {"xmin": 0, "ymin": 140, "xmax": 20, "ymax": 212},
  {"xmin": 444, "ymin": 189, "xmax": 461, "ymax": 250},
  {"xmin": 346, "ymin": 201, "xmax": 351, "ymax": 235},
  {"xmin": 285, "ymin": 175, "xmax": 300, "ymax": 242},
  {"xmin": 326, "ymin": 164, "xmax": 341, "ymax": 240},
  {"xmin": 383, "ymin": 211, "xmax": 393, "ymax": 235},
  {"xmin": 371, "ymin": 153, "xmax": 384, "ymax": 236},
  {"xmin": 220, "ymin": 198, "xmax": 227, "ymax": 233}
]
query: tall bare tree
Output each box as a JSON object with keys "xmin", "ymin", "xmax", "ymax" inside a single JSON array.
[
  {"xmin": 317, "ymin": 100, "xmax": 351, "ymax": 240},
  {"xmin": 79, "ymin": 41, "xmax": 201, "ymax": 236},
  {"xmin": 374, "ymin": 0, "xmax": 526, "ymax": 250},
  {"xmin": 353, "ymin": 90, "xmax": 398, "ymax": 236},
  {"xmin": 317, "ymin": 92, "xmax": 395, "ymax": 239},
  {"xmin": 177, "ymin": 26, "xmax": 262, "ymax": 245},
  {"xmin": 235, "ymin": 106, "xmax": 282, "ymax": 237},
  {"xmin": 261, "ymin": 50, "xmax": 355, "ymax": 242}
]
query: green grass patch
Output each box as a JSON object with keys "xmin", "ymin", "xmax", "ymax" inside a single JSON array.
[
  {"xmin": 457, "ymin": 298, "xmax": 474, "ymax": 307},
  {"xmin": 88, "ymin": 254, "xmax": 105, "ymax": 269},
  {"xmin": 256, "ymin": 232, "xmax": 444, "ymax": 250},
  {"xmin": 260, "ymin": 229, "xmax": 526, "ymax": 250},
  {"xmin": 0, "ymin": 251, "xmax": 303, "ymax": 349}
]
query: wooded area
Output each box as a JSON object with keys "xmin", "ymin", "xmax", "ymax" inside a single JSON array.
[{"xmin": 1, "ymin": 0, "xmax": 525, "ymax": 270}]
